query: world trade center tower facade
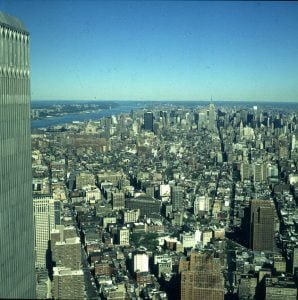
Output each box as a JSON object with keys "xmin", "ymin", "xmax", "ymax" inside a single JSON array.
[{"xmin": 0, "ymin": 13, "xmax": 35, "ymax": 298}]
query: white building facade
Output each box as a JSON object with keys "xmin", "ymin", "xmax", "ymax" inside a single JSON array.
[{"xmin": 33, "ymin": 196, "xmax": 60, "ymax": 268}]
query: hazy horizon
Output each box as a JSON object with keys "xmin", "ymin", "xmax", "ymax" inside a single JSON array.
[{"xmin": 31, "ymin": 99, "xmax": 298, "ymax": 103}]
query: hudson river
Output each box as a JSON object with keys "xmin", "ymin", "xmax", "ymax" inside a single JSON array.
[{"xmin": 31, "ymin": 101, "xmax": 147, "ymax": 128}]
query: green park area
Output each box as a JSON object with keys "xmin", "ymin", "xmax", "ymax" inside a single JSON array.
[{"xmin": 130, "ymin": 232, "xmax": 159, "ymax": 251}]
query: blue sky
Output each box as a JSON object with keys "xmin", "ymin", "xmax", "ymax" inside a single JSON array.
[{"xmin": 1, "ymin": 1, "xmax": 298, "ymax": 101}]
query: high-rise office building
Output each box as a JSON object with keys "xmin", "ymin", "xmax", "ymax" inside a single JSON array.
[
  {"xmin": 0, "ymin": 12, "xmax": 35, "ymax": 298},
  {"xmin": 253, "ymin": 163, "xmax": 265, "ymax": 183},
  {"xmin": 33, "ymin": 196, "xmax": 60, "ymax": 268},
  {"xmin": 52, "ymin": 237, "xmax": 82, "ymax": 270},
  {"xmin": 53, "ymin": 267, "xmax": 85, "ymax": 299},
  {"xmin": 171, "ymin": 186, "xmax": 184, "ymax": 211},
  {"xmin": 50, "ymin": 225, "xmax": 77, "ymax": 262},
  {"xmin": 198, "ymin": 111, "xmax": 207, "ymax": 129},
  {"xmin": 112, "ymin": 190, "xmax": 125, "ymax": 210},
  {"xmin": 123, "ymin": 209, "xmax": 140, "ymax": 224},
  {"xmin": 133, "ymin": 251, "xmax": 149, "ymax": 273},
  {"xmin": 249, "ymin": 199, "xmax": 275, "ymax": 251},
  {"xmin": 118, "ymin": 227, "xmax": 130, "ymax": 246},
  {"xmin": 241, "ymin": 162, "xmax": 251, "ymax": 182},
  {"xmin": 144, "ymin": 111, "xmax": 154, "ymax": 132},
  {"xmin": 194, "ymin": 195, "xmax": 210, "ymax": 215},
  {"xmin": 208, "ymin": 103, "xmax": 216, "ymax": 131},
  {"xmin": 180, "ymin": 252, "xmax": 224, "ymax": 300}
]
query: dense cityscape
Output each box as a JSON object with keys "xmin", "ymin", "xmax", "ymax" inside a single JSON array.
[
  {"xmin": 1, "ymin": 1, "xmax": 298, "ymax": 300},
  {"xmin": 30, "ymin": 100, "xmax": 298, "ymax": 299}
]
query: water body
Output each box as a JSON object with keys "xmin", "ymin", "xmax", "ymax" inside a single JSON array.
[
  {"xmin": 31, "ymin": 100, "xmax": 201, "ymax": 128},
  {"xmin": 31, "ymin": 101, "xmax": 146, "ymax": 128},
  {"xmin": 31, "ymin": 100, "xmax": 298, "ymax": 129}
]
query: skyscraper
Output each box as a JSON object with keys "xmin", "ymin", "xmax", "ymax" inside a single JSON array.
[
  {"xmin": 180, "ymin": 252, "xmax": 224, "ymax": 300},
  {"xmin": 198, "ymin": 111, "xmax": 207, "ymax": 129},
  {"xmin": 0, "ymin": 12, "xmax": 35, "ymax": 298},
  {"xmin": 33, "ymin": 196, "xmax": 60, "ymax": 268},
  {"xmin": 171, "ymin": 186, "xmax": 184, "ymax": 211},
  {"xmin": 249, "ymin": 199, "xmax": 275, "ymax": 251},
  {"xmin": 144, "ymin": 111, "xmax": 154, "ymax": 132},
  {"xmin": 208, "ymin": 103, "xmax": 216, "ymax": 131}
]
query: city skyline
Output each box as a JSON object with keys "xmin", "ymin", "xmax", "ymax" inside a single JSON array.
[{"xmin": 1, "ymin": 1, "xmax": 298, "ymax": 102}]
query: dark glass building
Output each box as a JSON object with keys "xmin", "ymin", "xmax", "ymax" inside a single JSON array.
[
  {"xmin": 144, "ymin": 111, "xmax": 154, "ymax": 132},
  {"xmin": 249, "ymin": 199, "xmax": 275, "ymax": 251},
  {"xmin": 0, "ymin": 12, "xmax": 35, "ymax": 298}
]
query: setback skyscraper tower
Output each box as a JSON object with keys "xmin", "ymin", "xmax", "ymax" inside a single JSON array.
[
  {"xmin": 208, "ymin": 103, "xmax": 216, "ymax": 131},
  {"xmin": 0, "ymin": 12, "xmax": 35, "ymax": 298}
]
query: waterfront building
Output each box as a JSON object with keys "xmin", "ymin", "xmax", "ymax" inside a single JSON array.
[{"xmin": 0, "ymin": 12, "xmax": 35, "ymax": 298}]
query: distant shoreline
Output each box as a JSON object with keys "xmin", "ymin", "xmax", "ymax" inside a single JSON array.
[
  {"xmin": 32, "ymin": 99, "xmax": 298, "ymax": 103},
  {"xmin": 31, "ymin": 100, "xmax": 298, "ymax": 129}
]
